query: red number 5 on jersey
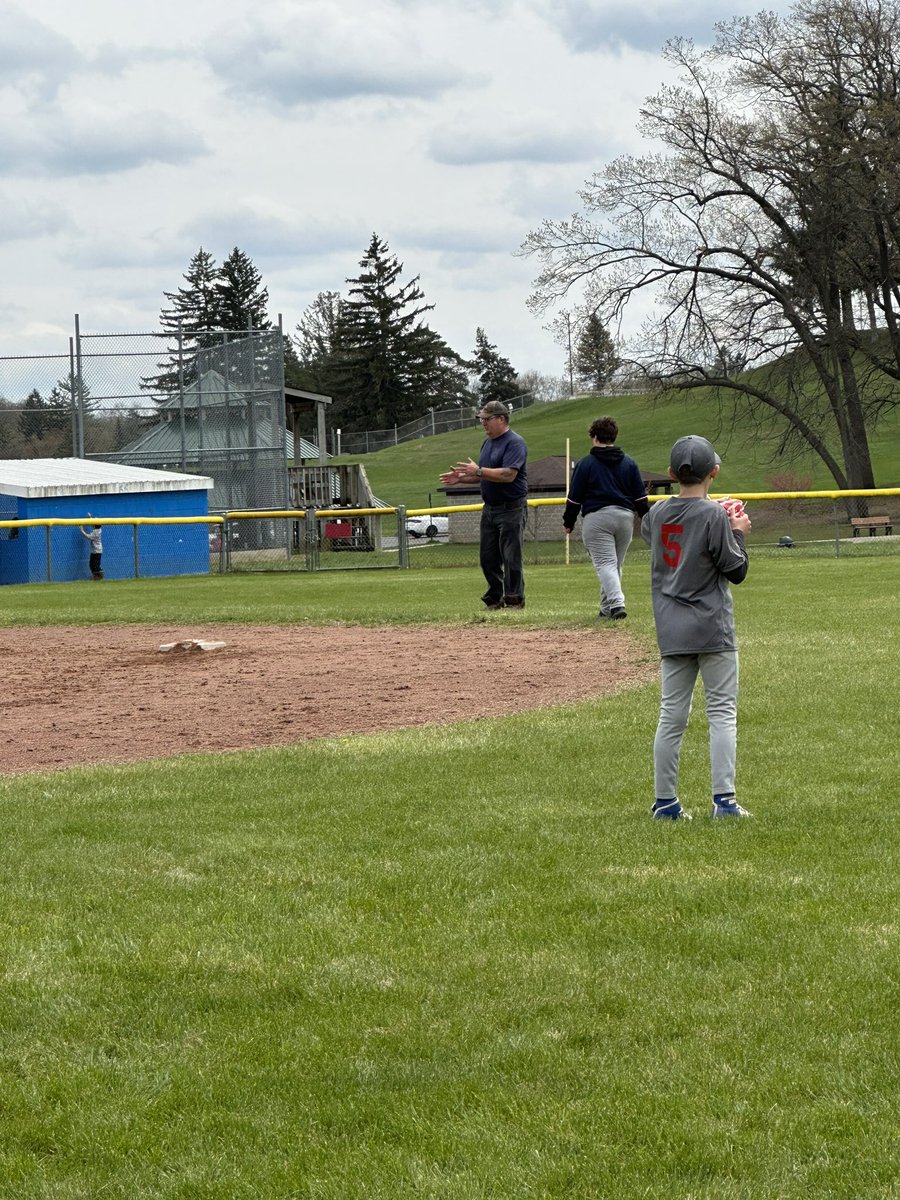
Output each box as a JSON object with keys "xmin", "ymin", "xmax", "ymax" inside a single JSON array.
[{"xmin": 661, "ymin": 522, "xmax": 684, "ymax": 568}]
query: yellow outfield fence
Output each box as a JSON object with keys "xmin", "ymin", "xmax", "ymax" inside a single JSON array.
[
  {"xmin": 0, "ymin": 491, "xmax": 897, "ymax": 584},
  {"xmin": 216, "ymin": 489, "xmax": 899, "ymax": 573}
]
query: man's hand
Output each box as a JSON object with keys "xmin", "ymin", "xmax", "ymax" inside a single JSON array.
[{"xmin": 439, "ymin": 458, "xmax": 480, "ymax": 485}]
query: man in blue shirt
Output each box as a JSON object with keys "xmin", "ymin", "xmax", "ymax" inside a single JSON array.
[{"xmin": 440, "ymin": 400, "xmax": 528, "ymax": 609}]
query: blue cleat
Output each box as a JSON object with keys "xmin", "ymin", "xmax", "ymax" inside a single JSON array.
[
  {"xmin": 651, "ymin": 799, "xmax": 692, "ymax": 821},
  {"xmin": 711, "ymin": 796, "xmax": 752, "ymax": 819}
]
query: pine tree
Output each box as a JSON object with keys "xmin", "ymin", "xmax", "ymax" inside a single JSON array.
[
  {"xmin": 283, "ymin": 335, "xmax": 306, "ymax": 390},
  {"xmin": 17, "ymin": 384, "xmax": 72, "ymax": 455},
  {"xmin": 335, "ymin": 234, "xmax": 465, "ymax": 428},
  {"xmin": 471, "ymin": 327, "xmax": 519, "ymax": 405},
  {"xmin": 161, "ymin": 247, "xmax": 222, "ymax": 335},
  {"xmin": 18, "ymin": 388, "xmax": 46, "ymax": 443},
  {"xmin": 215, "ymin": 247, "xmax": 271, "ymax": 333},
  {"xmin": 292, "ymin": 291, "xmax": 346, "ymax": 395},
  {"xmin": 144, "ymin": 247, "xmax": 275, "ymax": 397},
  {"xmin": 574, "ymin": 314, "xmax": 620, "ymax": 392},
  {"xmin": 144, "ymin": 248, "xmax": 222, "ymax": 394}
]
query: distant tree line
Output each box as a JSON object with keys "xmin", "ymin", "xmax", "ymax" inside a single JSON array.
[{"xmin": 0, "ymin": 375, "xmax": 145, "ymax": 460}]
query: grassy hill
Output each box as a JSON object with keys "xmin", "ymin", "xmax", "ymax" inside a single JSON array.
[{"xmin": 330, "ymin": 390, "xmax": 900, "ymax": 510}]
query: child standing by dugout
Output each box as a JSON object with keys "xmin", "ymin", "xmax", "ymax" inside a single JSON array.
[{"xmin": 641, "ymin": 436, "xmax": 753, "ymax": 821}]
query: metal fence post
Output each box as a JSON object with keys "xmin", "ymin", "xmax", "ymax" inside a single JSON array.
[
  {"xmin": 133, "ymin": 523, "xmax": 140, "ymax": 578},
  {"xmin": 68, "ymin": 337, "xmax": 79, "ymax": 456},
  {"xmin": 396, "ymin": 505, "xmax": 409, "ymax": 568},
  {"xmin": 46, "ymin": 525, "xmax": 52, "ymax": 583},
  {"xmin": 73, "ymin": 313, "xmax": 85, "ymax": 458},
  {"xmin": 305, "ymin": 506, "xmax": 319, "ymax": 571},
  {"xmin": 832, "ymin": 500, "xmax": 842, "ymax": 557},
  {"xmin": 177, "ymin": 325, "xmax": 187, "ymax": 472}
]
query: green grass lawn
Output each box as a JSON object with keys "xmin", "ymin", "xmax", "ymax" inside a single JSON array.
[
  {"xmin": 328, "ymin": 388, "xmax": 900, "ymax": 511},
  {"xmin": 1, "ymin": 558, "xmax": 899, "ymax": 1198}
]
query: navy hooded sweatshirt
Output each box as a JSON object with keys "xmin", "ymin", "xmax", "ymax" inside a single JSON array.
[{"xmin": 563, "ymin": 446, "xmax": 650, "ymax": 529}]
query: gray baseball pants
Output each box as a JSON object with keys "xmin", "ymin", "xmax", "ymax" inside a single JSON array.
[
  {"xmin": 581, "ymin": 506, "xmax": 634, "ymax": 614},
  {"xmin": 654, "ymin": 650, "xmax": 739, "ymax": 799}
]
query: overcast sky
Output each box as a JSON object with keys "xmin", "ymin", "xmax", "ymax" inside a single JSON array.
[{"xmin": 2, "ymin": 0, "xmax": 793, "ymax": 382}]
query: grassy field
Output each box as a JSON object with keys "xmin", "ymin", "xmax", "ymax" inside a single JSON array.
[
  {"xmin": 328, "ymin": 388, "xmax": 900, "ymax": 511},
  {"xmin": 1, "ymin": 558, "xmax": 899, "ymax": 1198}
]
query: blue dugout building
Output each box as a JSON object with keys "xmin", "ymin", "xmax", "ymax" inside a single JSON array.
[{"xmin": 0, "ymin": 459, "xmax": 214, "ymax": 585}]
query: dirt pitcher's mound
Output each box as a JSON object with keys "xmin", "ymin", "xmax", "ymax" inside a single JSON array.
[{"xmin": 0, "ymin": 624, "xmax": 656, "ymax": 776}]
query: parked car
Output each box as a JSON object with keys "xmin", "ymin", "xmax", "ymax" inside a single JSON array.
[{"xmin": 406, "ymin": 514, "xmax": 449, "ymax": 539}]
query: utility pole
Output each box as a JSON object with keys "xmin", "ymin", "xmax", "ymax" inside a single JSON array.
[{"xmin": 565, "ymin": 312, "xmax": 574, "ymax": 397}]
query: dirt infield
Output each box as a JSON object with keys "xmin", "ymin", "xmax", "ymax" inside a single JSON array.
[{"xmin": 0, "ymin": 624, "xmax": 656, "ymax": 776}]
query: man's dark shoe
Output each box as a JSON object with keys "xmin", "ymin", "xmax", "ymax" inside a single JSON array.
[
  {"xmin": 483, "ymin": 599, "xmax": 505, "ymax": 610},
  {"xmin": 504, "ymin": 595, "xmax": 525, "ymax": 608}
]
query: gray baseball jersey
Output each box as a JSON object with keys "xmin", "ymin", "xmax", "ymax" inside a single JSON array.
[{"xmin": 641, "ymin": 496, "xmax": 748, "ymax": 656}]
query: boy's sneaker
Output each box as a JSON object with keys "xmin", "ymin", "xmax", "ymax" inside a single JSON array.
[
  {"xmin": 711, "ymin": 796, "xmax": 752, "ymax": 819},
  {"xmin": 651, "ymin": 799, "xmax": 692, "ymax": 821},
  {"xmin": 610, "ymin": 607, "xmax": 627, "ymax": 620}
]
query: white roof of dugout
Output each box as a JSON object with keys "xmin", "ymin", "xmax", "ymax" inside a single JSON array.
[{"xmin": 0, "ymin": 458, "xmax": 213, "ymax": 499}]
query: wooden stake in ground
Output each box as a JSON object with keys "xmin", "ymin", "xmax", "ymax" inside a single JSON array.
[{"xmin": 565, "ymin": 437, "xmax": 571, "ymax": 566}]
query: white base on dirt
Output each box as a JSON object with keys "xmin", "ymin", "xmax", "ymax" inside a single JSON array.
[{"xmin": 158, "ymin": 639, "xmax": 227, "ymax": 653}]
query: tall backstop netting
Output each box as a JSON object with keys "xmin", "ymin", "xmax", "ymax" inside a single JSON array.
[
  {"xmin": 1, "ymin": 325, "xmax": 290, "ymax": 528},
  {"xmin": 76, "ymin": 327, "xmax": 290, "ymax": 519}
]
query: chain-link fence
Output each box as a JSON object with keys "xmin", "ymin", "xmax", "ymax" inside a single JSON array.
[
  {"xmin": 204, "ymin": 489, "xmax": 900, "ymax": 574},
  {"xmin": 78, "ymin": 326, "xmax": 289, "ymax": 520},
  {"xmin": 0, "ymin": 351, "xmax": 79, "ymax": 459},
  {"xmin": 1, "ymin": 324, "xmax": 290, "ymax": 534},
  {"xmin": 336, "ymin": 391, "xmax": 553, "ymax": 456}
]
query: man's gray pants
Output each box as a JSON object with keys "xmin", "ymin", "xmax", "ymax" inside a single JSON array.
[
  {"xmin": 581, "ymin": 507, "xmax": 634, "ymax": 614},
  {"xmin": 654, "ymin": 651, "xmax": 739, "ymax": 799}
]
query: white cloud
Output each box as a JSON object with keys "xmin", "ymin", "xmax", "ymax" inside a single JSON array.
[
  {"xmin": 429, "ymin": 119, "xmax": 603, "ymax": 166},
  {"xmin": 205, "ymin": 2, "xmax": 469, "ymax": 108},
  {"xmin": 0, "ymin": 193, "xmax": 74, "ymax": 243},
  {"xmin": 400, "ymin": 222, "xmax": 522, "ymax": 256},
  {"xmin": 0, "ymin": 1, "xmax": 78, "ymax": 98},
  {"xmin": 538, "ymin": 0, "xmax": 770, "ymax": 52},
  {"xmin": 0, "ymin": 109, "xmax": 207, "ymax": 177}
]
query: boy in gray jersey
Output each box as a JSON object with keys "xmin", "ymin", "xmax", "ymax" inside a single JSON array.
[{"xmin": 640, "ymin": 436, "xmax": 752, "ymax": 821}]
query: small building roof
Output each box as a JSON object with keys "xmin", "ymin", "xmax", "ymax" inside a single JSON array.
[
  {"xmin": 157, "ymin": 370, "xmax": 243, "ymax": 411},
  {"xmin": 118, "ymin": 412, "xmax": 297, "ymax": 460},
  {"xmin": 0, "ymin": 458, "xmax": 213, "ymax": 499},
  {"xmin": 285, "ymin": 387, "xmax": 332, "ymax": 406}
]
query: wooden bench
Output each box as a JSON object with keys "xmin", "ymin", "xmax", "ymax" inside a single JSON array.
[{"xmin": 850, "ymin": 516, "xmax": 893, "ymax": 536}]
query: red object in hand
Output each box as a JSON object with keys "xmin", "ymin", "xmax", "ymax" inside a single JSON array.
[{"xmin": 717, "ymin": 497, "xmax": 745, "ymax": 518}]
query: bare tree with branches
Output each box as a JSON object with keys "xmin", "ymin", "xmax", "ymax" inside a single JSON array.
[{"xmin": 523, "ymin": 0, "xmax": 900, "ymax": 497}]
